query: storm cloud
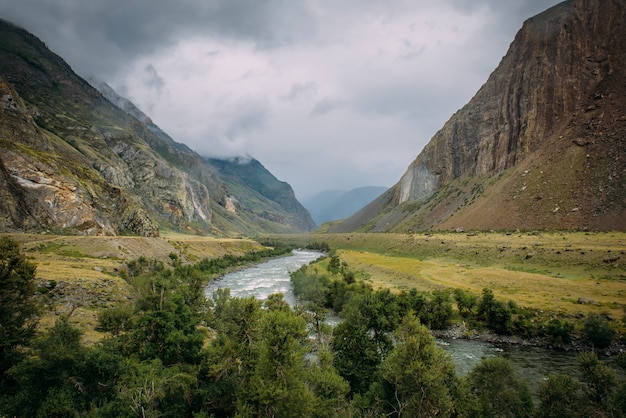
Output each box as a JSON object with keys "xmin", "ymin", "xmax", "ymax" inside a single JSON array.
[{"xmin": 1, "ymin": 0, "xmax": 561, "ymax": 199}]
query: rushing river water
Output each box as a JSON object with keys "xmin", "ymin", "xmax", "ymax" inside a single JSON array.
[
  {"xmin": 204, "ymin": 250, "xmax": 579, "ymax": 389},
  {"xmin": 204, "ymin": 250, "xmax": 324, "ymax": 305}
]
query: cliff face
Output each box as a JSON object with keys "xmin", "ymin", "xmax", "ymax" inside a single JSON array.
[
  {"xmin": 333, "ymin": 0, "xmax": 626, "ymax": 233},
  {"xmin": 0, "ymin": 19, "xmax": 314, "ymax": 236}
]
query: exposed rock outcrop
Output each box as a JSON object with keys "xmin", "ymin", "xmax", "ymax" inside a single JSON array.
[
  {"xmin": 333, "ymin": 0, "xmax": 626, "ymax": 233},
  {"xmin": 0, "ymin": 19, "xmax": 314, "ymax": 236}
]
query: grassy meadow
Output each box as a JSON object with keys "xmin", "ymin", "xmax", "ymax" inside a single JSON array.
[
  {"xmin": 4, "ymin": 230, "xmax": 625, "ymax": 342},
  {"xmin": 267, "ymin": 231, "xmax": 626, "ymax": 321},
  {"xmin": 2, "ymin": 232, "xmax": 266, "ymax": 343}
]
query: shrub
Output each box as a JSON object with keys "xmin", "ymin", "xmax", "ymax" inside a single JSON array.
[{"xmin": 583, "ymin": 315, "xmax": 615, "ymax": 349}]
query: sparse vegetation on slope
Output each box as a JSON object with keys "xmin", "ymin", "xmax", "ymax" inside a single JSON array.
[{"xmin": 1, "ymin": 232, "xmax": 270, "ymax": 343}]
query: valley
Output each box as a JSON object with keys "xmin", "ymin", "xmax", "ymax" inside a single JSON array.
[{"xmin": 7, "ymin": 230, "xmax": 625, "ymax": 343}]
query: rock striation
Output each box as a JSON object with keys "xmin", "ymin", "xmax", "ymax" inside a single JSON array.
[
  {"xmin": 333, "ymin": 0, "xmax": 626, "ymax": 232},
  {"xmin": 0, "ymin": 19, "xmax": 314, "ymax": 236}
]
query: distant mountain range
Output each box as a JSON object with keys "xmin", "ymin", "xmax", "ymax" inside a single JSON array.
[
  {"xmin": 331, "ymin": 0, "xmax": 626, "ymax": 233},
  {"xmin": 0, "ymin": 19, "xmax": 314, "ymax": 237},
  {"xmin": 303, "ymin": 186, "xmax": 387, "ymax": 226}
]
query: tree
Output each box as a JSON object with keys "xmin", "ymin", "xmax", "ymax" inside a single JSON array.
[
  {"xmin": 0, "ymin": 237, "xmax": 39, "ymax": 379},
  {"xmin": 477, "ymin": 288, "xmax": 495, "ymax": 320},
  {"xmin": 424, "ymin": 289, "xmax": 453, "ymax": 330},
  {"xmin": 577, "ymin": 352, "xmax": 616, "ymax": 409},
  {"xmin": 198, "ymin": 291, "xmax": 263, "ymax": 416},
  {"xmin": 304, "ymin": 350, "xmax": 351, "ymax": 417},
  {"xmin": 535, "ymin": 374, "xmax": 583, "ymax": 418},
  {"xmin": 327, "ymin": 255, "xmax": 341, "ymax": 274},
  {"xmin": 371, "ymin": 312, "xmax": 458, "ymax": 417},
  {"xmin": 242, "ymin": 306, "xmax": 316, "ymax": 417},
  {"xmin": 454, "ymin": 288, "xmax": 477, "ymax": 318},
  {"xmin": 1, "ymin": 318, "xmax": 125, "ymax": 417},
  {"xmin": 332, "ymin": 300, "xmax": 382, "ymax": 394},
  {"xmin": 97, "ymin": 303, "xmax": 134, "ymax": 336},
  {"xmin": 477, "ymin": 288, "xmax": 511, "ymax": 334},
  {"xmin": 100, "ymin": 358, "xmax": 197, "ymax": 418},
  {"xmin": 582, "ymin": 315, "xmax": 615, "ymax": 350},
  {"xmin": 544, "ymin": 319, "xmax": 574, "ymax": 349},
  {"xmin": 467, "ymin": 356, "xmax": 534, "ymax": 417}
]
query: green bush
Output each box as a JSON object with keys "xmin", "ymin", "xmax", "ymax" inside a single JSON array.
[{"xmin": 583, "ymin": 315, "xmax": 615, "ymax": 349}]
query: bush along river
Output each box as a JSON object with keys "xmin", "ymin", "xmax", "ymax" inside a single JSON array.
[{"xmin": 204, "ymin": 249, "xmax": 581, "ymax": 388}]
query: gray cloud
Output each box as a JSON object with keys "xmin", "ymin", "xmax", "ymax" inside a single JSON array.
[
  {"xmin": 281, "ymin": 82, "xmax": 318, "ymax": 103},
  {"xmin": 311, "ymin": 98, "xmax": 347, "ymax": 117},
  {"xmin": 0, "ymin": 0, "xmax": 319, "ymax": 78},
  {"xmin": 143, "ymin": 64, "xmax": 165, "ymax": 95},
  {"xmin": 0, "ymin": 0, "xmax": 562, "ymax": 199},
  {"xmin": 225, "ymin": 98, "xmax": 269, "ymax": 141}
]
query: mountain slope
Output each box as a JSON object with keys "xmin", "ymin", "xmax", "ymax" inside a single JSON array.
[
  {"xmin": 332, "ymin": 0, "xmax": 626, "ymax": 233},
  {"xmin": 0, "ymin": 19, "xmax": 313, "ymax": 236},
  {"xmin": 304, "ymin": 186, "xmax": 388, "ymax": 225}
]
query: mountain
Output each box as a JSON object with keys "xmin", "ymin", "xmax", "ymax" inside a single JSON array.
[
  {"xmin": 331, "ymin": 0, "xmax": 626, "ymax": 233},
  {"xmin": 0, "ymin": 19, "xmax": 314, "ymax": 236},
  {"xmin": 303, "ymin": 186, "xmax": 388, "ymax": 226}
]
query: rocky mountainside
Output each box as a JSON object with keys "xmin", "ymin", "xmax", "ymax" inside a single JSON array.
[
  {"xmin": 332, "ymin": 0, "xmax": 626, "ymax": 233},
  {"xmin": 0, "ymin": 19, "xmax": 314, "ymax": 236},
  {"xmin": 303, "ymin": 186, "xmax": 388, "ymax": 226}
]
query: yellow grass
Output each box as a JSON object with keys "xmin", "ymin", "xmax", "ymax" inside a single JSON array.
[
  {"xmin": 339, "ymin": 250, "xmax": 625, "ymax": 318},
  {"xmin": 272, "ymin": 231, "xmax": 626, "ymax": 319},
  {"xmin": 2, "ymin": 233, "xmax": 267, "ymax": 344}
]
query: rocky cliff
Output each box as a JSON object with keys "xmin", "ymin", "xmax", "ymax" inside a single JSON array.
[
  {"xmin": 332, "ymin": 0, "xmax": 626, "ymax": 233},
  {"xmin": 0, "ymin": 19, "xmax": 314, "ymax": 236}
]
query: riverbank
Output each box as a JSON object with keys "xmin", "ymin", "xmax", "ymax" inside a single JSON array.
[{"xmin": 433, "ymin": 323, "xmax": 626, "ymax": 357}]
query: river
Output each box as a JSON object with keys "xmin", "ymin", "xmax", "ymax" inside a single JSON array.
[
  {"xmin": 204, "ymin": 249, "xmax": 579, "ymax": 389},
  {"xmin": 204, "ymin": 249, "xmax": 324, "ymax": 305}
]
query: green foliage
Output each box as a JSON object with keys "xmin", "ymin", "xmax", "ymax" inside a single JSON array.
[
  {"xmin": 535, "ymin": 352, "xmax": 626, "ymax": 418},
  {"xmin": 332, "ymin": 299, "xmax": 384, "ymax": 394},
  {"xmin": 125, "ymin": 255, "xmax": 165, "ymax": 279},
  {"xmin": 544, "ymin": 319, "xmax": 574, "ymax": 348},
  {"xmin": 369, "ymin": 312, "xmax": 458, "ymax": 417},
  {"xmin": 467, "ymin": 356, "xmax": 534, "ymax": 418},
  {"xmin": 535, "ymin": 374, "xmax": 582, "ymax": 418},
  {"xmin": 478, "ymin": 288, "xmax": 512, "ymax": 335},
  {"xmin": 423, "ymin": 289, "xmax": 454, "ymax": 330},
  {"xmin": 454, "ymin": 288, "xmax": 477, "ymax": 317},
  {"xmin": 582, "ymin": 314, "xmax": 615, "ymax": 349},
  {"xmin": 577, "ymin": 352, "xmax": 617, "ymax": 407},
  {"xmin": 100, "ymin": 359, "xmax": 197, "ymax": 418},
  {"xmin": 0, "ymin": 237, "xmax": 39, "ymax": 376},
  {"xmin": 327, "ymin": 254, "xmax": 341, "ymax": 274},
  {"xmin": 130, "ymin": 291, "xmax": 204, "ymax": 365},
  {"xmin": 1, "ymin": 318, "xmax": 124, "ymax": 417},
  {"xmin": 242, "ymin": 306, "xmax": 315, "ymax": 417},
  {"xmin": 97, "ymin": 303, "xmax": 134, "ymax": 336}
]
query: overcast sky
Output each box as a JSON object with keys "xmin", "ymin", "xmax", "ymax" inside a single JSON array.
[{"xmin": 1, "ymin": 0, "xmax": 561, "ymax": 200}]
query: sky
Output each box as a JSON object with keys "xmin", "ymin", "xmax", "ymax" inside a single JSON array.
[{"xmin": 1, "ymin": 0, "xmax": 561, "ymax": 200}]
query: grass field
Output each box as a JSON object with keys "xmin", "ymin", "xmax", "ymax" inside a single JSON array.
[
  {"xmin": 265, "ymin": 231, "xmax": 626, "ymax": 320},
  {"xmin": 4, "ymin": 230, "xmax": 625, "ymax": 342},
  {"xmin": 2, "ymin": 232, "xmax": 266, "ymax": 344}
]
